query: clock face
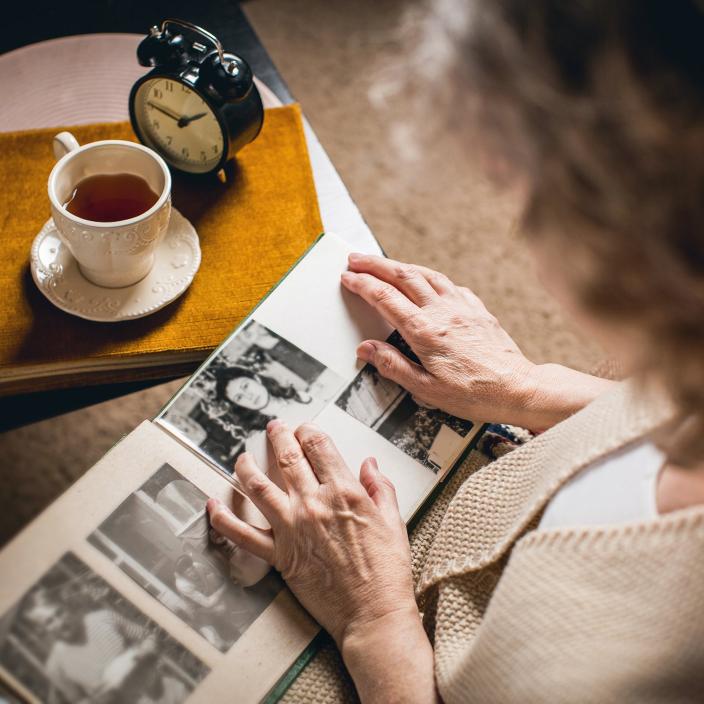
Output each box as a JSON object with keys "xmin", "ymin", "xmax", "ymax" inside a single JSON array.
[{"xmin": 133, "ymin": 77, "xmax": 225, "ymax": 173}]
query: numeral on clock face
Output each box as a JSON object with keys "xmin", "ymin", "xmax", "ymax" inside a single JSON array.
[{"xmin": 136, "ymin": 77, "xmax": 225, "ymax": 174}]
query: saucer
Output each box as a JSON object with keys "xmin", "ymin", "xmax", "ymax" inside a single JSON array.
[{"xmin": 30, "ymin": 208, "xmax": 201, "ymax": 322}]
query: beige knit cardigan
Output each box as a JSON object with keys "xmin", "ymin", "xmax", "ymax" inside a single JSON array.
[{"xmin": 282, "ymin": 381, "xmax": 704, "ymax": 703}]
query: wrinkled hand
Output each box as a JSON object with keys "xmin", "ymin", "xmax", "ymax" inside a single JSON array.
[
  {"xmin": 206, "ymin": 421, "xmax": 417, "ymax": 647},
  {"xmin": 341, "ymin": 253, "xmax": 537, "ymax": 426}
]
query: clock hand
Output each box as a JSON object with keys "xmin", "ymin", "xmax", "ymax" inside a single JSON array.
[
  {"xmin": 177, "ymin": 112, "xmax": 208, "ymax": 128},
  {"xmin": 147, "ymin": 101, "xmax": 181, "ymax": 122}
]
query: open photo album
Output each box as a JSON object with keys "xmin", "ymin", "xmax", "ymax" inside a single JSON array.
[{"xmin": 0, "ymin": 233, "xmax": 484, "ymax": 704}]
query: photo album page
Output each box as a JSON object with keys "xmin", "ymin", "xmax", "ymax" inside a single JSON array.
[
  {"xmin": 0, "ymin": 233, "xmax": 481, "ymax": 704},
  {"xmin": 157, "ymin": 233, "xmax": 481, "ymax": 521},
  {"xmin": 0, "ymin": 421, "xmax": 317, "ymax": 704}
]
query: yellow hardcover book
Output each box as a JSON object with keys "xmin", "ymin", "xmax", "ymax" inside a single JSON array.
[{"xmin": 0, "ymin": 105, "xmax": 322, "ymax": 394}]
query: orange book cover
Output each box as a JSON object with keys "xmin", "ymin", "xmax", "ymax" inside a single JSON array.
[{"xmin": 0, "ymin": 105, "xmax": 323, "ymax": 394}]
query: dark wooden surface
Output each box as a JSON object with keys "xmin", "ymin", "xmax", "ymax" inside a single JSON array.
[{"xmin": 1, "ymin": 2, "xmax": 293, "ymax": 430}]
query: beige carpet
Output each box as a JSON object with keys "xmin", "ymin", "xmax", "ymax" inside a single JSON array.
[{"xmin": 0, "ymin": 0, "xmax": 602, "ymax": 547}]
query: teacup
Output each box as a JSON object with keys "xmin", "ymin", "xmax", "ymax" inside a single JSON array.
[{"xmin": 48, "ymin": 131, "xmax": 172, "ymax": 288}]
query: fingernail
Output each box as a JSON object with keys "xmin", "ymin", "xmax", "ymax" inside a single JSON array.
[
  {"xmin": 357, "ymin": 341, "xmax": 376, "ymax": 361},
  {"xmin": 367, "ymin": 457, "xmax": 379, "ymax": 470},
  {"xmin": 341, "ymin": 271, "xmax": 355, "ymax": 283},
  {"xmin": 267, "ymin": 418, "xmax": 282, "ymax": 433},
  {"xmin": 348, "ymin": 252, "xmax": 364, "ymax": 263},
  {"xmin": 206, "ymin": 498, "xmax": 221, "ymax": 513}
]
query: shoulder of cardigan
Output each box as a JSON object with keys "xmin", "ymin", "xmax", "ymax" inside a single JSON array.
[{"xmin": 416, "ymin": 380, "xmax": 678, "ymax": 594}]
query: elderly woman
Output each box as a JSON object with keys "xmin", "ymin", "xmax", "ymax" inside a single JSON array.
[{"xmin": 208, "ymin": 1, "xmax": 704, "ymax": 701}]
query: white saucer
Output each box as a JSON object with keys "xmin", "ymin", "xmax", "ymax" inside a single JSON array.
[{"xmin": 30, "ymin": 208, "xmax": 201, "ymax": 322}]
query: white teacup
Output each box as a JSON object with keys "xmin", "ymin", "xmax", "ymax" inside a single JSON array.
[{"xmin": 48, "ymin": 132, "xmax": 172, "ymax": 288}]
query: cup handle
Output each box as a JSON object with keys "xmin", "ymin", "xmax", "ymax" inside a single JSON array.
[{"xmin": 52, "ymin": 131, "xmax": 80, "ymax": 160}]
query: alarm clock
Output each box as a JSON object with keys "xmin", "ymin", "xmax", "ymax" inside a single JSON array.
[{"xmin": 129, "ymin": 19, "xmax": 264, "ymax": 175}]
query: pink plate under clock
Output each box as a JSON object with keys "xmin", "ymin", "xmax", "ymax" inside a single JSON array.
[{"xmin": 0, "ymin": 33, "xmax": 281, "ymax": 131}]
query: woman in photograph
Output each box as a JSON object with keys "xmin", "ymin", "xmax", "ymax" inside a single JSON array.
[
  {"xmin": 214, "ymin": 365, "xmax": 312, "ymax": 417},
  {"xmin": 208, "ymin": 1, "xmax": 704, "ymax": 701},
  {"xmin": 22, "ymin": 586, "xmax": 157, "ymax": 703},
  {"xmin": 202, "ymin": 365, "xmax": 313, "ymax": 468}
]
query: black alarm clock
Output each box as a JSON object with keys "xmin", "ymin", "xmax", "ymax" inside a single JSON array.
[{"xmin": 129, "ymin": 19, "xmax": 264, "ymax": 175}]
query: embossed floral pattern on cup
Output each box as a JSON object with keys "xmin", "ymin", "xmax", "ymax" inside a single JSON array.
[{"xmin": 31, "ymin": 208, "xmax": 201, "ymax": 322}]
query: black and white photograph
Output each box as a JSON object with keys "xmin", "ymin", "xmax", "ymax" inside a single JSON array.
[
  {"xmin": 160, "ymin": 319, "xmax": 344, "ymax": 475},
  {"xmin": 89, "ymin": 464, "xmax": 283, "ymax": 653},
  {"xmin": 0, "ymin": 552, "xmax": 208, "ymax": 704},
  {"xmin": 335, "ymin": 332, "xmax": 475, "ymax": 473}
]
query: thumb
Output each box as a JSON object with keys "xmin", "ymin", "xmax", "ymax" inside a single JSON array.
[
  {"xmin": 360, "ymin": 457, "xmax": 401, "ymax": 518},
  {"xmin": 356, "ymin": 340, "xmax": 431, "ymax": 396}
]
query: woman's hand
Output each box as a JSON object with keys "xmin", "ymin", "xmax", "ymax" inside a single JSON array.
[
  {"xmin": 208, "ymin": 420, "xmax": 414, "ymax": 644},
  {"xmin": 207, "ymin": 421, "xmax": 437, "ymax": 704},
  {"xmin": 342, "ymin": 253, "xmax": 615, "ymax": 430}
]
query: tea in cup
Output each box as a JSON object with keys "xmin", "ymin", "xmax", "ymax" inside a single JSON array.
[{"xmin": 48, "ymin": 132, "xmax": 172, "ymax": 288}]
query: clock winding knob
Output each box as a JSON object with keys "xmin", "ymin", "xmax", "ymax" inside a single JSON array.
[
  {"xmin": 198, "ymin": 52, "xmax": 254, "ymax": 101},
  {"xmin": 137, "ymin": 28, "xmax": 187, "ymax": 68}
]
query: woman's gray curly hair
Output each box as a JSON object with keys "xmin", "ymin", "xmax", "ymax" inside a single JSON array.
[{"xmin": 438, "ymin": 0, "xmax": 704, "ymax": 462}]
